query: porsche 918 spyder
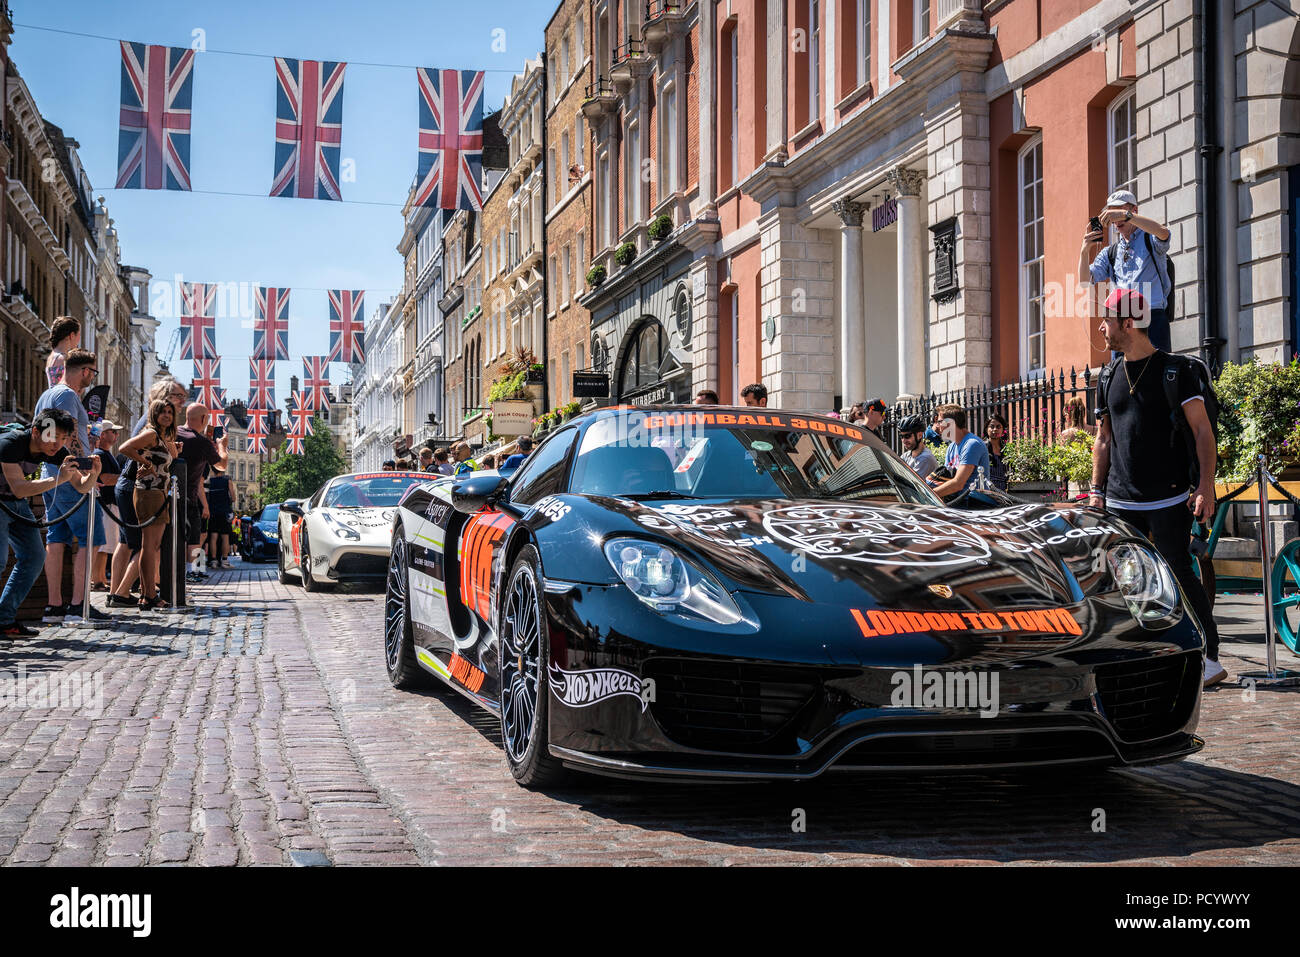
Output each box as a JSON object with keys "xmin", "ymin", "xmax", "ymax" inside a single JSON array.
[
  {"xmin": 279, "ymin": 471, "xmax": 429, "ymax": 590},
  {"xmin": 384, "ymin": 407, "xmax": 1205, "ymax": 787}
]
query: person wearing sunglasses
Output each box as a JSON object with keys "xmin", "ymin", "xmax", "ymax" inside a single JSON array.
[
  {"xmin": 32, "ymin": 348, "xmax": 110, "ymax": 624},
  {"xmin": 1078, "ymin": 188, "xmax": 1173, "ymax": 352}
]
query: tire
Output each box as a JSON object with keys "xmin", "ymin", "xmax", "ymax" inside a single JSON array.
[
  {"xmin": 277, "ymin": 540, "xmax": 292, "ymax": 585},
  {"xmin": 385, "ymin": 529, "xmax": 430, "ymax": 689},
  {"xmin": 499, "ymin": 545, "xmax": 566, "ymax": 788},
  {"xmin": 301, "ymin": 533, "xmax": 323, "ymax": 592}
]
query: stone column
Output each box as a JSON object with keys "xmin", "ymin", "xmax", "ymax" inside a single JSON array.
[
  {"xmin": 889, "ymin": 167, "xmax": 926, "ymax": 399},
  {"xmin": 767, "ymin": 0, "xmax": 787, "ymax": 160},
  {"xmin": 832, "ymin": 198, "xmax": 867, "ymax": 407}
]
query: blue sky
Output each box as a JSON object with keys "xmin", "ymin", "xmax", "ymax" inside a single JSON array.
[{"xmin": 10, "ymin": 0, "xmax": 549, "ymax": 402}]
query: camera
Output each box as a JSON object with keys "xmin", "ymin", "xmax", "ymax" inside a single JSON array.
[{"xmin": 1088, "ymin": 215, "xmax": 1103, "ymax": 235}]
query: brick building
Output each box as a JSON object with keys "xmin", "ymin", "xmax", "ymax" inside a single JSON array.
[
  {"xmin": 578, "ymin": 1, "xmax": 701, "ymax": 406},
  {"xmin": 545, "ymin": 0, "xmax": 594, "ymax": 408}
]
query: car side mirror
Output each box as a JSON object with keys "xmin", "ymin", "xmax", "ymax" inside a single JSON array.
[
  {"xmin": 281, "ymin": 500, "xmax": 304, "ymax": 517},
  {"xmin": 452, "ymin": 474, "xmax": 510, "ymax": 514}
]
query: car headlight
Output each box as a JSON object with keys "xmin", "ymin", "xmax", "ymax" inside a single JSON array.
[
  {"xmin": 1106, "ymin": 542, "xmax": 1181, "ymax": 627},
  {"xmin": 322, "ymin": 512, "xmax": 362, "ymax": 541},
  {"xmin": 603, "ymin": 537, "xmax": 744, "ymax": 625}
]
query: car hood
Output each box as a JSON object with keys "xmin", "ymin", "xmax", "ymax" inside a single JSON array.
[
  {"xmin": 555, "ymin": 496, "xmax": 1127, "ymax": 609},
  {"xmin": 316, "ymin": 507, "xmax": 397, "ymax": 532}
]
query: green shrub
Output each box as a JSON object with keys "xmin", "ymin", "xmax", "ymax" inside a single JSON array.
[
  {"xmin": 1004, "ymin": 436, "xmax": 1055, "ymax": 483},
  {"xmin": 1214, "ymin": 357, "xmax": 1300, "ymax": 478},
  {"xmin": 649, "ymin": 213, "xmax": 673, "ymax": 241},
  {"xmin": 615, "ymin": 241, "xmax": 636, "ymax": 266},
  {"xmin": 586, "ymin": 263, "xmax": 606, "ymax": 287}
]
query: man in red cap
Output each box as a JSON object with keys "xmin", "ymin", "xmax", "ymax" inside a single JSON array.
[{"xmin": 1089, "ymin": 287, "xmax": 1225, "ymax": 687}]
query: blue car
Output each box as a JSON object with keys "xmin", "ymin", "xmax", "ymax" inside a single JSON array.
[{"xmin": 240, "ymin": 503, "xmax": 281, "ymax": 562}]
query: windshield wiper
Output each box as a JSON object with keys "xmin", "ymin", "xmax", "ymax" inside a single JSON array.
[{"xmin": 620, "ymin": 490, "xmax": 702, "ymax": 500}]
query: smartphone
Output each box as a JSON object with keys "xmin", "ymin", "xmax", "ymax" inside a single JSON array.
[
  {"xmin": 70, "ymin": 456, "xmax": 95, "ymax": 470},
  {"xmin": 1088, "ymin": 216, "xmax": 1103, "ymax": 234},
  {"xmin": 214, "ymin": 426, "xmax": 225, "ymax": 440}
]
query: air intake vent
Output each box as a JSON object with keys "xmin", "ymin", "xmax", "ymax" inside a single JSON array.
[{"xmin": 1094, "ymin": 652, "xmax": 1199, "ymax": 742}]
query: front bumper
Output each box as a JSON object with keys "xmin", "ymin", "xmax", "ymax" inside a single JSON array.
[
  {"xmin": 321, "ymin": 541, "xmax": 389, "ymax": 581},
  {"xmin": 541, "ymin": 583, "xmax": 1205, "ymax": 781}
]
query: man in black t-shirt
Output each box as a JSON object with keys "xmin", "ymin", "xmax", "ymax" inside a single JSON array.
[
  {"xmin": 0, "ymin": 410, "xmax": 99, "ymax": 637},
  {"xmin": 1088, "ymin": 288, "xmax": 1225, "ymax": 687}
]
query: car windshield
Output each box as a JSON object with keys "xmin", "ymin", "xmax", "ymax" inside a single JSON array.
[
  {"xmin": 260, "ymin": 504, "xmax": 280, "ymax": 523},
  {"xmin": 322, "ymin": 473, "xmax": 426, "ymax": 508},
  {"xmin": 571, "ymin": 410, "xmax": 941, "ymax": 506}
]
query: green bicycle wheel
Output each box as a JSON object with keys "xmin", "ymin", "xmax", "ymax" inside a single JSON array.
[{"xmin": 1271, "ymin": 539, "xmax": 1300, "ymax": 654}]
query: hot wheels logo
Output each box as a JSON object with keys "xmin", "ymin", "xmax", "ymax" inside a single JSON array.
[{"xmin": 548, "ymin": 664, "xmax": 647, "ymax": 711}]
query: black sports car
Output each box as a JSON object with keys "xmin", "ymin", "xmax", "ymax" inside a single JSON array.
[
  {"xmin": 240, "ymin": 503, "xmax": 281, "ymax": 562},
  {"xmin": 384, "ymin": 406, "xmax": 1204, "ymax": 787}
]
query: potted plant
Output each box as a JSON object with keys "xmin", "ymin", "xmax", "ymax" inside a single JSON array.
[
  {"xmin": 1214, "ymin": 357, "xmax": 1300, "ymax": 479},
  {"xmin": 586, "ymin": 263, "xmax": 607, "ymax": 288},
  {"xmin": 526, "ymin": 362, "xmax": 545, "ymax": 385},
  {"xmin": 649, "ymin": 213, "xmax": 673, "ymax": 242},
  {"xmin": 615, "ymin": 241, "xmax": 637, "ymax": 266},
  {"xmin": 1047, "ymin": 432, "xmax": 1095, "ymax": 497},
  {"xmin": 1003, "ymin": 436, "xmax": 1062, "ymax": 502}
]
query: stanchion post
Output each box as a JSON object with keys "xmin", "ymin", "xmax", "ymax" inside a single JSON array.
[
  {"xmin": 170, "ymin": 475, "xmax": 180, "ymax": 610},
  {"xmin": 1238, "ymin": 454, "xmax": 1300, "ymax": 687},
  {"xmin": 81, "ymin": 486, "xmax": 95, "ymax": 625}
]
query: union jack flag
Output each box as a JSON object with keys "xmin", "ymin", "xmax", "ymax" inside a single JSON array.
[
  {"xmin": 248, "ymin": 358, "xmax": 276, "ymax": 410},
  {"xmin": 246, "ymin": 408, "xmax": 268, "ymax": 455},
  {"xmin": 285, "ymin": 432, "xmax": 306, "ymax": 454},
  {"xmin": 302, "ymin": 357, "xmax": 331, "ymax": 413},
  {"xmin": 270, "ymin": 58, "xmax": 346, "ymax": 200},
  {"xmin": 117, "ymin": 41, "xmax": 195, "ymax": 191},
  {"xmin": 289, "ymin": 391, "xmax": 316, "ymax": 439},
  {"xmin": 415, "ymin": 68, "xmax": 485, "ymax": 210},
  {"xmin": 209, "ymin": 409, "xmax": 227, "ymax": 432},
  {"xmin": 327, "ymin": 289, "xmax": 365, "ymax": 363},
  {"xmin": 179, "ymin": 282, "xmax": 217, "ymax": 359},
  {"xmin": 192, "ymin": 358, "xmax": 223, "ymax": 408},
  {"xmin": 254, "ymin": 286, "xmax": 290, "ymax": 360}
]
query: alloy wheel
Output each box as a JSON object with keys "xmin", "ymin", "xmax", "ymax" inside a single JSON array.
[{"xmin": 500, "ymin": 564, "xmax": 541, "ymax": 763}]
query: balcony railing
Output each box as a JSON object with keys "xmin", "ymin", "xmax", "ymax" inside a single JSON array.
[
  {"xmin": 646, "ymin": 0, "xmax": 682, "ymax": 21},
  {"xmin": 584, "ymin": 77, "xmax": 614, "ymax": 100},
  {"xmin": 612, "ymin": 37, "xmax": 644, "ymax": 67}
]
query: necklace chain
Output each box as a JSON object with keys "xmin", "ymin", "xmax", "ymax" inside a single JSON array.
[{"xmin": 1123, "ymin": 354, "xmax": 1155, "ymax": 395}]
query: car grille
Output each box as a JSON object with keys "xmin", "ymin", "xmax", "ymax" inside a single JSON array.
[
  {"xmin": 642, "ymin": 657, "xmax": 828, "ymax": 754},
  {"xmin": 835, "ymin": 727, "xmax": 1113, "ymax": 768},
  {"xmin": 333, "ymin": 554, "xmax": 388, "ymax": 578},
  {"xmin": 1094, "ymin": 652, "xmax": 1199, "ymax": 742}
]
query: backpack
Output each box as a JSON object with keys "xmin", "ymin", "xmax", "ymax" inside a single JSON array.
[
  {"xmin": 1106, "ymin": 231, "xmax": 1176, "ymax": 320},
  {"xmin": 1098, "ymin": 352, "xmax": 1219, "ymax": 486}
]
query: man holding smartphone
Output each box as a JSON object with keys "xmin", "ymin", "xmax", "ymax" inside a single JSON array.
[
  {"xmin": 177, "ymin": 403, "xmax": 228, "ymax": 582},
  {"xmin": 0, "ymin": 410, "xmax": 100, "ymax": 637},
  {"xmin": 1078, "ymin": 189, "xmax": 1174, "ymax": 352},
  {"xmin": 33, "ymin": 349, "xmax": 111, "ymax": 624}
]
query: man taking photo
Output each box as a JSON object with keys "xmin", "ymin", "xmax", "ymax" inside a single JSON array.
[
  {"xmin": 1089, "ymin": 287, "xmax": 1224, "ymax": 687},
  {"xmin": 1078, "ymin": 188, "xmax": 1174, "ymax": 352},
  {"xmin": 0, "ymin": 410, "xmax": 99, "ymax": 637},
  {"xmin": 34, "ymin": 349, "xmax": 111, "ymax": 624}
]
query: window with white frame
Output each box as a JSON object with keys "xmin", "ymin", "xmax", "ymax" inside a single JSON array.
[
  {"xmin": 561, "ymin": 245, "xmax": 571, "ymax": 305},
  {"xmin": 1019, "ymin": 138, "xmax": 1046, "ymax": 373},
  {"xmin": 1109, "ymin": 89, "xmax": 1137, "ymax": 196},
  {"xmin": 625, "ymin": 121, "xmax": 641, "ymax": 225},
  {"xmin": 561, "ymin": 351, "xmax": 570, "ymax": 403},
  {"xmin": 577, "ymin": 230, "xmax": 585, "ymax": 277},
  {"xmin": 729, "ymin": 28, "xmax": 739, "ymax": 184},
  {"xmin": 597, "ymin": 150, "xmax": 611, "ymax": 248},
  {"xmin": 661, "ymin": 82, "xmax": 678, "ymax": 197},
  {"xmin": 577, "ymin": 341, "xmax": 585, "ymax": 373},
  {"xmin": 914, "ymin": 0, "xmax": 930, "ymax": 44},
  {"xmin": 561, "ymin": 131, "xmax": 570, "ymax": 192},
  {"xmin": 858, "ymin": 0, "xmax": 871, "ymax": 88}
]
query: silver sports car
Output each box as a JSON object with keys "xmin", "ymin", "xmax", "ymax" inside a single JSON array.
[{"xmin": 278, "ymin": 470, "xmax": 429, "ymax": 590}]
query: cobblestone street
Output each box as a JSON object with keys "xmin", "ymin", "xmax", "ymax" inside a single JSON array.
[{"xmin": 1, "ymin": 562, "xmax": 1297, "ymax": 866}]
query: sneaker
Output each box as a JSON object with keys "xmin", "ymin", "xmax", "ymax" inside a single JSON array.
[
  {"xmin": 42, "ymin": 603, "xmax": 69, "ymax": 623},
  {"xmin": 64, "ymin": 605, "xmax": 85, "ymax": 623},
  {"xmin": 1203, "ymin": 658, "xmax": 1228, "ymax": 688},
  {"xmin": 1, "ymin": 621, "xmax": 40, "ymax": 638},
  {"xmin": 185, "ymin": 572, "xmax": 205, "ymax": 583},
  {"xmin": 84, "ymin": 606, "xmax": 113, "ymax": 623}
]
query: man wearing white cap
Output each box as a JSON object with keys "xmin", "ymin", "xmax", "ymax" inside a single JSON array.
[{"xmin": 1078, "ymin": 188, "xmax": 1173, "ymax": 352}]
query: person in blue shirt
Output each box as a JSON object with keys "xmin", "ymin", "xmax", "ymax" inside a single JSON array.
[
  {"xmin": 501, "ymin": 436, "xmax": 533, "ymax": 471},
  {"xmin": 1078, "ymin": 188, "xmax": 1173, "ymax": 352},
  {"xmin": 927, "ymin": 403, "xmax": 990, "ymax": 499}
]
